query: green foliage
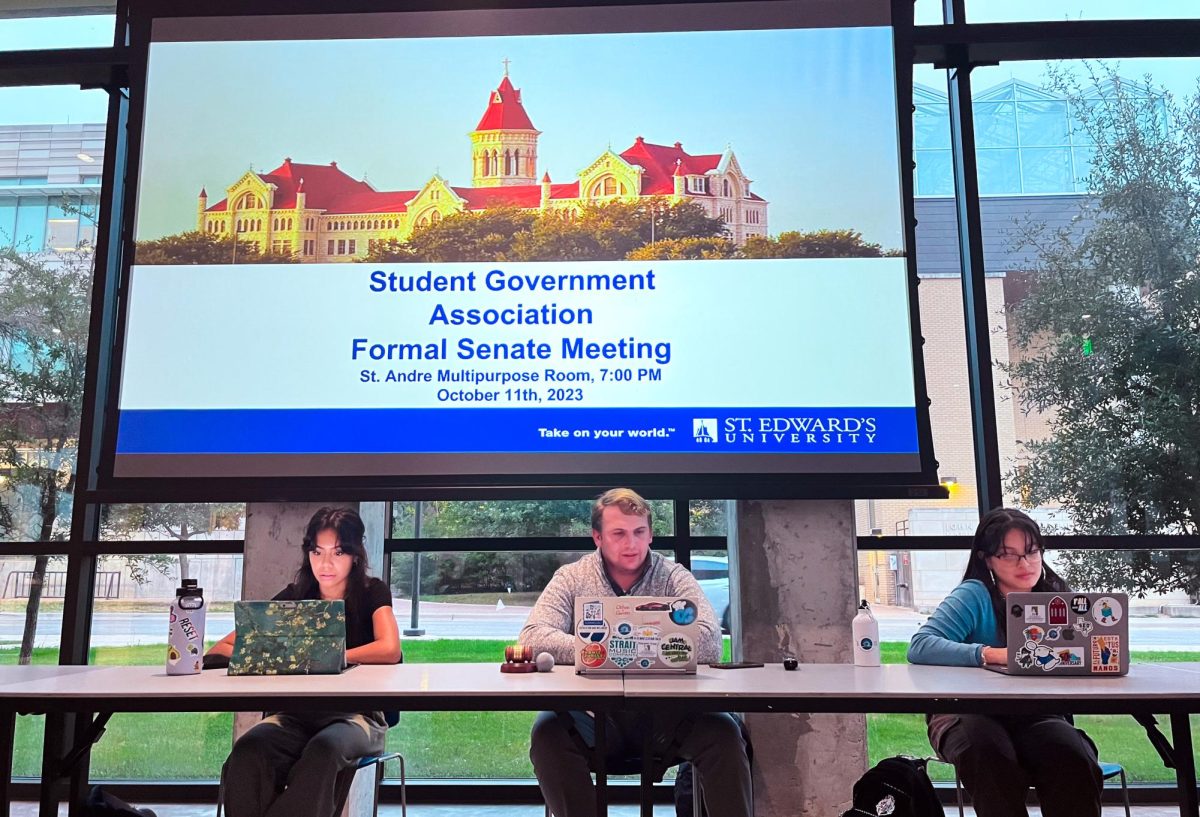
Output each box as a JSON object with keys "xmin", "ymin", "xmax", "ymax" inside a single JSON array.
[
  {"xmin": 0, "ymin": 248, "xmax": 91, "ymax": 542},
  {"xmin": 1005, "ymin": 67, "xmax": 1200, "ymax": 599},
  {"xmin": 370, "ymin": 199, "xmax": 729, "ymax": 263},
  {"xmin": 740, "ymin": 229, "xmax": 884, "ymax": 259},
  {"xmin": 392, "ymin": 207, "xmax": 538, "ymax": 262},
  {"xmin": 102, "ymin": 502, "xmax": 244, "ymax": 542},
  {"xmin": 135, "ymin": 230, "xmax": 293, "ymax": 264},
  {"xmin": 627, "ymin": 237, "xmax": 736, "ymax": 260}
]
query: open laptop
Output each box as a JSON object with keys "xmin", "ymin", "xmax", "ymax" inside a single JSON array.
[
  {"xmin": 574, "ymin": 596, "xmax": 701, "ymax": 675},
  {"xmin": 986, "ymin": 592, "xmax": 1130, "ymax": 676},
  {"xmin": 229, "ymin": 599, "xmax": 348, "ymax": 675}
]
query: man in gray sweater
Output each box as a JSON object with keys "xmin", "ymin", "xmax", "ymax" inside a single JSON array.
[{"xmin": 521, "ymin": 488, "xmax": 752, "ymax": 817}]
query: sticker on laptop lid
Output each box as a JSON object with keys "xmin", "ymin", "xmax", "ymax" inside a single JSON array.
[
  {"xmin": 669, "ymin": 599, "xmax": 698, "ymax": 626},
  {"xmin": 1071, "ymin": 595, "xmax": 1091, "ymax": 614},
  {"xmin": 608, "ymin": 636, "xmax": 637, "ymax": 668},
  {"xmin": 1024, "ymin": 603, "xmax": 1046, "ymax": 624},
  {"xmin": 1049, "ymin": 596, "xmax": 1069, "ymax": 625},
  {"xmin": 1092, "ymin": 597, "xmax": 1123, "ymax": 627},
  {"xmin": 1018, "ymin": 642, "xmax": 1061, "ymax": 671},
  {"xmin": 1055, "ymin": 647, "xmax": 1084, "ymax": 667},
  {"xmin": 1091, "ymin": 635, "xmax": 1120, "ymax": 672},
  {"xmin": 614, "ymin": 602, "xmax": 633, "ymax": 617},
  {"xmin": 1074, "ymin": 618, "xmax": 1093, "ymax": 636},
  {"xmin": 1046, "ymin": 627, "xmax": 1062, "ymax": 641},
  {"xmin": 582, "ymin": 601, "xmax": 605, "ymax": 626},
  {"xmin": 580, "ymin": 642, "xmax": 608, "ymax": 668},
  {"xmin": 659, "ymin": 633, "xmax": 694, "ymax": 666},
  {"xmin": 634, "ymin": 625, "xmax": 660, "ymax": 642},
  {"xmin": 615, "ymin": 621, "xmax": 634, "ymax": 637},
  {"xmin": 576, "ymin": 618, "xmax": 609, "ymax": 643},
  {"xmin": 1023, "ymin": 625, "xmax": 1045, "ymax": 643},
  {"xmin": 635, "ymin": 601, "xmax": 671, "ymax": 612}
]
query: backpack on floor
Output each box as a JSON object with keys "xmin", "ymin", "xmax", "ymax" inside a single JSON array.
[
  {"xmin": 85, "ymin": 786, "xmax": 158, "ymax": 817},
  {"xmin": 840, "ymin": 756, "xmax": 944, "ymax": 817}
]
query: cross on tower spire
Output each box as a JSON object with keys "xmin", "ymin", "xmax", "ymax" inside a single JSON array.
[{"xmin": 502, "ymin": 57, "xmax": 511, "ymax": 76}]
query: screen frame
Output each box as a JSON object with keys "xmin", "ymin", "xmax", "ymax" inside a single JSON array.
[{"xmin": 88, "ymin": 0, "xmax": 944, "ymax": 503}]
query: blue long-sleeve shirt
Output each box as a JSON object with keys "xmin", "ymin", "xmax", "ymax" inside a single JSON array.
[{"xmin": 907, "ymin": 579, "xmax": 1003, "ymax": 667}]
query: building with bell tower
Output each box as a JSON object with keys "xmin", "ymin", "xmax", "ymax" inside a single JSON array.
[
  {"xmin": 198, "ymin": 70, "xmax": 767, "ymax": 260},
  {"xmin": 469, "ymin": 67, "xmax": 540, "ymax": 187}
]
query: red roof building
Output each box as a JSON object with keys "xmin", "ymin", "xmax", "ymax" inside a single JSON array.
[{"xmin": 197, "ymin": 73, "xmax": 767, "ymax": 260}]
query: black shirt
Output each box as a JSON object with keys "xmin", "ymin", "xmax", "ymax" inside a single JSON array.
[{"xmin": 272, "ymin": 577, "xmax": 393, "ymax": 650}]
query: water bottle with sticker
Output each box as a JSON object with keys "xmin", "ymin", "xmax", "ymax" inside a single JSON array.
[
  {"xmin": 167, "ymin": 578, "xmax": 206, "ymax": 675},
  {"xmin": 852, "ymin": 599, "xmax": 880, "ymax": 667}
]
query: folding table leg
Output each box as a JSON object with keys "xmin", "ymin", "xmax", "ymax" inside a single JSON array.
[
  {"xmin": 594, "ymin": 713, "xmax": 607, "ymax": 816},
  {"xmin": 640, "ymin": 728, "xmax": 654, "ymax": 817},
  {"xmin": 0, "ymin": 709, "xmax": 14, "ymax": 817},
  {"xmin": 1170, "ymin": 711, "xmax": 1198, "ymax": 817}
]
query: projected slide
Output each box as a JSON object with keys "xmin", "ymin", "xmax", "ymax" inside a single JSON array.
[{"xmin": 114, "ymin": 1, "xmax": 928, "ymax": 481}]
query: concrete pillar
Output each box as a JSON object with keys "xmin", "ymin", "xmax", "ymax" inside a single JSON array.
[
  {"xmin": 734, "ymin": 499, "xmax": 866, "ymax": 816},
  {"xmin": 234, "ymin": 501, "xmax": 390, "ymax": 817}
]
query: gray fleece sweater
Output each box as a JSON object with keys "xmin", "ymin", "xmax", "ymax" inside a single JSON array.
[{"xmin": 518, "ymin": 550, "xmax": 722, "ymax": 665}]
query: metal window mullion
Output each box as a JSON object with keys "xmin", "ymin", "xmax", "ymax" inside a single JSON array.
[
  {"xmin": 944, "ymin": 50, "xmax": 1005, "ymax": 514},
  {"xmin": 673, "ymin": 499, "xmax": 691, "ymax": 569}
]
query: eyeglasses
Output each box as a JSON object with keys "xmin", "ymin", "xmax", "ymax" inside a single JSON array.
[{"xmin": 992, "ymin": 548, "xmax": 1043, "ymax": 565}]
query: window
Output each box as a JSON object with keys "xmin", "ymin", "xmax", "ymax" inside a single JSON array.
[
  {"xmin": 327, "ymin": 239, "xmax": 334, "ymax": 255},
  {"xmin": 914, "ymin": 78, "xmax": 954, "ymax": 196},
  {"xmin": 966, "ymin": 0, "xmax": 1200, "ymax": 23},
  {"xmin": 722, "ymin": 178, "xmax": 732, "ymax": 197},
  {"xmin": 0, "ymin": 15, "xmax": 115, "ymax": 50},
  {"xmin": 238, "ymin": 192, "xmax": 258, "ymax": 210},
  {"xmin": 348, "ymin": 239, "xmax": 356, "ymax": 254},
  {"xmin": 13, "ymin": 196, "xmax": 48, "ymax": 249},
  {"xmin": 978, "ymin": 58, "xmax": 1200, "ymax": 534},
  {"xmin": 337, "ymin": 239, "xmax": 346, "ymax": 255}
]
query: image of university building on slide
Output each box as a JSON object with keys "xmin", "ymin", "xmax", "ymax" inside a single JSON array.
[{"xmin": 194, "ymin": 71, "xmax": 768, "ymax": 262}]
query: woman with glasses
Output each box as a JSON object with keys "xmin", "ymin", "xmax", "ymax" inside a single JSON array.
[{"xmin": 908, "ymin": 507, "xmax": 1103, "ymax": 817}]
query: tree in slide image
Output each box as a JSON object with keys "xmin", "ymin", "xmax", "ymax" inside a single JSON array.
[
  {"xmin": 1006, "ymin": 67, "xmax": 1200, "ymax": 601},
  {"xmin": 135, "ymin": 230, "xmax": 295, "ymax": 265}
]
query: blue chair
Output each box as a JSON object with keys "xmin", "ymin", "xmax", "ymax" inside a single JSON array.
[
  {"xmin": 943, "ymin": 759, "xmax": 1129, "ymax": 817},
  {"xmin": 216, "ymin": 749, "xmax": 406, "ymax": 817}
]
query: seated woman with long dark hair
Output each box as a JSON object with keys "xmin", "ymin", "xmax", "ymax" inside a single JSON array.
[
  {"xmin": 207, "ymin": 507, "xmax": 401, "ymax": 817},
  {"xmin": 908, "ymin": 507, "xmax": 1103, "ymax": 817}
]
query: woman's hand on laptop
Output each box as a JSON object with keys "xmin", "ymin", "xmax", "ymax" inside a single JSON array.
[{"xmin": 981, "ymin": 647, "xmax": 1007, "ymax": 666}]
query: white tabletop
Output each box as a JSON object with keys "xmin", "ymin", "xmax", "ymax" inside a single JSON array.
[
  {"xmin": 0, "ymin": 663, "xmax": 1195, "ymax": 712},
  {"xmin": 622, "ymin": 663, "xmax": 1200, "ymax": 703},
  {"xmin": 0, "ymin": 663, "xmax": 623, "ymax": 704}
]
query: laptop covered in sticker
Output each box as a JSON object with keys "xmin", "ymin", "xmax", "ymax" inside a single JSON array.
[
  {"xmin": 229, "ymin": 599, "xmax": 347, "ymax": 675},
  {"xmin": 573, "ymin": 596, "xmax": 701, "ymax": 675},
  {"xmin": 987, "ymin": 592, "xmax": 1129, "ymax": 676}
]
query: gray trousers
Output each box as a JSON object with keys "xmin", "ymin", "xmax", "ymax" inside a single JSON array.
[
  {"xmin": 223, "ymin": 711, "xmax": 388, "ymax": 817},
  {"xmin": 530, "ymin": 710, "xmax": 753, "ymax": 817},
  {"xmin": 930, "ymin": 713, "xmax": 1103, "ymax": 817}
]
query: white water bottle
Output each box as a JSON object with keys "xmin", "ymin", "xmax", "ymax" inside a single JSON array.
[
  {"xmin": 167, "ymin": 578, "xmax": 206, "ymax": 675},
  {"xmin": 852, "ymin": 599, "xmax": 880, "ymax": 667}
]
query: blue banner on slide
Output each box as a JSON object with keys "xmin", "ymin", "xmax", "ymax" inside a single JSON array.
[{"xmin": 116, "ymin": 407, "xmax": 919, "ymax": 454}]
